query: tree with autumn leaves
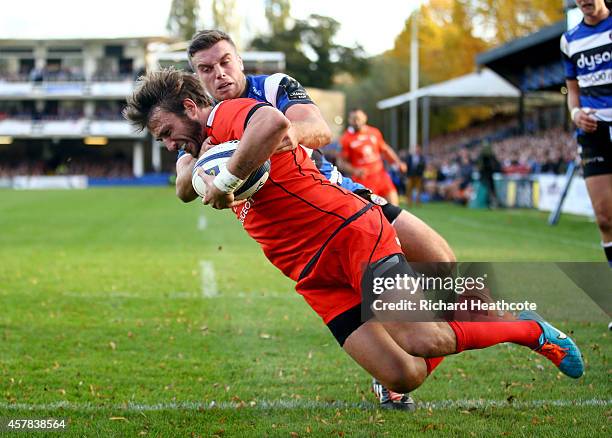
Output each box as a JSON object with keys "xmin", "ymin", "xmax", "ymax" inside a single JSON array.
[
  {"xmin": 166, "ymin": 0, "xmax": 564, "ymax": 138},
  {"xmin": 342, "ymin": 0, "xmax": 563, "ymax": 136}
]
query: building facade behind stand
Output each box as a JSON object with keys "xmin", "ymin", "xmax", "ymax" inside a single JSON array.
[{"xmin": 0, "ymin": 37, "xmax": 285, "ymax": 186}]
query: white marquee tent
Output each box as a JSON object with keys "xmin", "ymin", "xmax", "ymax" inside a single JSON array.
[{"xmin": 376, "ymin": 69, "xmax": 520, "ymax": 149}]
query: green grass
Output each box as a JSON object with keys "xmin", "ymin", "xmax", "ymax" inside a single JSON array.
[{"xmin": 0, "ymin": 188, "xmax": 609, "ymax": 437}]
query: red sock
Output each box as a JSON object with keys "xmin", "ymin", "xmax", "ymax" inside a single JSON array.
[
  {"xmin": 448, "ymin": 321, "xmax": 542, "ymax": 352},
  {"xmin": 425, "ymin": 357, "xmax": 444, "ymax": 375}
]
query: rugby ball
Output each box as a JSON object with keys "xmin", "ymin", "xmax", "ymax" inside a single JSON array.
[{"xmin": 191, "ymin": 140, "xmax": 270, "ymax": 200}]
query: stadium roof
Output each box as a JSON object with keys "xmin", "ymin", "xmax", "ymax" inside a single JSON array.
[
  {"xmin": 376, "ymin": 68, "xmax": 519, "ymax": 110},
  {"xmin": 0, "ymin": 36, "xmax": 174, "ymax": 44},
  {"xmin": 155, "ymin": 50, "xmax": 284, "ymax": 63},
  {"xmin": 476, "ymin": 21, "xmax": 566, "ymax": 90}
]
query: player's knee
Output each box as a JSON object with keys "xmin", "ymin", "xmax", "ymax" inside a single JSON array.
[
  {"xmin": 393, "ymin": 212, "xmax": 455, "ymax": 264},
  {"xmin": 437, "ymin": 241, "xmax": 456, "ymax": 264},
  {"xmin": 404, "ymin": 325, "xmax": 454, "ymax": 357},
  {"xmin": 594, "ymin": 211, "xmax": 612, "ymax": 234},
  {"xmin": 380, "ymin": 361, "xmax": 426, "ymax": 393}
]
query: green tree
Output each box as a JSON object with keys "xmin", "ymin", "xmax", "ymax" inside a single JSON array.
[
  {"xmin": 343, "ymin": 0, "xmax": 563, "ymax": 139},
  {"xmin": 471, "ymin": 0, "xmax": 564, "ymax": 44},
  {"xmin": 212, "ymin": 0, "xmax": 240, "ymax": 37},
  {"xmin": 166, "ymin": 0, "xmax": 200, "ymax": 41},
  {"xmin": 265, "ymin": 0, "xmax": 292, "ymax": 35},
  {"xmin": 250, "ymin": 14, "xmax": 368, "ymax": 89}
]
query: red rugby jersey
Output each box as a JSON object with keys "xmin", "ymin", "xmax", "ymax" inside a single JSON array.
[
  {"xmin": 339, "ymin": 125, "xmax": 386, "ymax": 176},
  {"xmin": 205, "ymin": 98, "xmax": 371, "ymax": 281}
]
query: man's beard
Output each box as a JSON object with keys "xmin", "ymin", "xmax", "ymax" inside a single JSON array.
[{"xmin": 185, "ymin": 117, "xmax": 206, "ymax": 157}]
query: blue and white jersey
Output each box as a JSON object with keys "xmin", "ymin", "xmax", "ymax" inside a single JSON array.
[
  {"xmin": 561, "ymin": 15, "xmax": 612, "ymax": 122},
  {"xmin": 241, "ymin": 74, "xmax": 312, "ymax": 113},
  {"xmin": 241, "ymin": 74, "xmax": 366, "ymax": 193}
]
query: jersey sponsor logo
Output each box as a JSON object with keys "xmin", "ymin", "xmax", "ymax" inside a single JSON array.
[
  {"xmin": 251, "ymin": 86, "xmax": 263, "ymax": 97},
  {"xmin": 236, "ymin": 199, "xmax": 253, "ymax": 224},
  {"xmin": 279, "ymin": 76, "xmax": 309, "ymax": 101},
  {"xmin": 577, "ymin": 68, "xmax": 612, "ymax": 88},
  {"xmin": 582, "ymin": 155, "xmax": 605, "ymax": 165},
  {"xmin": 576, "ymin": 49, "xmax": 612, "ymax": 71}
]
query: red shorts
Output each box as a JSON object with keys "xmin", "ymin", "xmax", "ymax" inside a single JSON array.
[
  {"xmin": 355, "ymin": 170, "xmax": 397, "ymax": 198},
  {"xmin": 295, "ymin": 205, "xmax": 402, "ymax": 324}
]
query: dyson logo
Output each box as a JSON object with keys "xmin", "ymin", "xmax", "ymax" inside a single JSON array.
[{"xmin": 577, "ymin": 50, "xmax": 612, "ymax": 70}]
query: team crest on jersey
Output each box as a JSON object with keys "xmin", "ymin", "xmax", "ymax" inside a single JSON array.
[{"xmin": 370, "ymin": 194, "xmax": 388, "ymax": 206}]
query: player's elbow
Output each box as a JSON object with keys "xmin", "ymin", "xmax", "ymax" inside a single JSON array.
[
  {"xmin": 176, "ymin": 182, "xmax": 198, "ymax": 203},
  {"xmin": 177, "ymin": 191, "xmax": 196, "ymax": 203},
  {"xmin": 177, "ymin": 188, "xmax": 196, "ymax": 203},
  {"xmin": 275, "ymin": 112, "xmax": 291, "ymax": 134},
  {"xmin": 269, "ymin": 113, "xmax": 291, "ymax": 147}
]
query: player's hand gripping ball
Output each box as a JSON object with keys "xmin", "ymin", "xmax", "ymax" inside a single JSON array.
[{"xmin": 191, "ymin": 140, "xmax": 270, "ymax": 200}]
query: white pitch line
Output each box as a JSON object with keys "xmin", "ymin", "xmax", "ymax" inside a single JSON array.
[
  {"xmin": 0, "ymin": 399, "xmax": 608, "ymax": 412},
  {"xmin": 200, "ymin": 260, "xmax": 218, "ymax": 297},
  {"xmin": 60, "ymin": 291, "xmax": 295, "ymax": 300},
  {"xmin": 197, "ymin": 214, "xmax": 207, "ymax": 230}
]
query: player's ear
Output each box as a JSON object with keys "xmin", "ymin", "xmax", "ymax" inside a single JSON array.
[
  {"xmin": 182, "ymin": 98, "xmax": 198, "ymax": 119},
  {"xmin": 238, "ymin": 56, "xmax": 244, "ymax": 71}
]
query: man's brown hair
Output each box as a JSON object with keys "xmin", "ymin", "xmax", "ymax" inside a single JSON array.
[
  {"xmin": 123, "ymin": 68, "xmax": 212, "ymax": 131},
  {"xmin": 188, "ymin": 29, "xmax": 236, "ymax": 65}
]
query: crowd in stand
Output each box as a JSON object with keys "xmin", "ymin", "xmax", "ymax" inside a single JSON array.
[
  {"xmin": 322, "ymin": 119, "xmax": 577, "ymax": 206},
  {"xmin": 0, "ymin": 157, "xmax": 132, "ymax": 178},
  {"xmin": 393, "ymin": 126, "xmax": 577, "ymax": 205},
  {"xmin": 0, "ymin": 107, "xmax": 123, "ymax": 121},
  {"xmin": 0, "ymin": 116, "xmax": 578, "ymax": 189},
  {"xmin": 0, "ymin": 68, "xmax": 136, "ymax": 82},
  {"xmin": 28, "ymin": 67, "xmax": 86, "ymax": 82}
]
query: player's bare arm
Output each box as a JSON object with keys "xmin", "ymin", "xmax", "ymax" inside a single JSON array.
[
  {"xmin": 381, "ymin": 142, "xmax": 407, "ymax": 172},
  {"xmin": 566, "ymin": 79, "xmax": 597, "ymax": 133},
  {"xmin": 285, "ymin": 103, "xmax": 332, "ymax": 149},
  {"xmin": 202, "ymin": 106, "xmax": 290, "ymax": 209},
  {"xmin": 176, "ymin": 153, "xmax": 199, "ymax": 202}
]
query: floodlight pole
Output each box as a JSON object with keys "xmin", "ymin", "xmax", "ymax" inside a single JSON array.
[{"xmin": 409, "ymin": 10, "xmax": 419, "ymax": 154}]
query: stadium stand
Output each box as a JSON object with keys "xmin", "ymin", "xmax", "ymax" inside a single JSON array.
[{"xmin": 0, "ymin": 38, "xmax": 288, "ymax": 185}]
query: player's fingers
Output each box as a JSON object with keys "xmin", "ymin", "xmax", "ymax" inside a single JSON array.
[
  {"xmin": 201, "ymin": 137, "xmax": 216, "ymax": 153},
  {"xmin": 581, "ymin": 119, "xmax": 597, "ymax": 132},
  {"xmin": 229, "ymin": 199, "xmax": 247, "ymax": 208}
]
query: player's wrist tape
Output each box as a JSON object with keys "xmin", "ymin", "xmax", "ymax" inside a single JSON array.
[
  {"xmin": 570, "ymin": 107, "xmax": 581, "ymax": 122},
  {"xmin": 213, "ymin": 168, "xmax": 243, "ymax": 193}
]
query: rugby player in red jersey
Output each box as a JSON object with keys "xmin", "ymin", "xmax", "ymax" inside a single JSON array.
[
  {"xmin": 339, "ymin": 108, "xmax": 405, "ymax": 206},
  {"xmin": 124, "ymin": 69, "xmax": 584, "ymax": 408}
]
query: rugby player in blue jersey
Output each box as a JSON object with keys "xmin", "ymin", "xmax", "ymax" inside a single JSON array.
[
  {"xmin": 175, "ymin": 29, "xmax": 458, "ymax": 410},
  {"xmin": 562, "ymin": 0, "xmax": 612, "ymax": 268}
]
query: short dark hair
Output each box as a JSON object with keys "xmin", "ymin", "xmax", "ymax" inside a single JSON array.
[
  {"xmin": 123, "ymin": 68, "xmax": 213, "ymax": 131},
  {"xmin": 188, "ymin": 29, "xmax": 236, "ymax": 63}
]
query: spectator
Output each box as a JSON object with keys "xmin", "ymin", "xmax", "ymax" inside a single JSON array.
[{"xmin": 405, "ymin": 144, "xmax": 426, "ymax": 207}]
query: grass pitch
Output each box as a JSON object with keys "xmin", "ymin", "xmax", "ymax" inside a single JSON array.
[{"xmin": 0, "ymin": 188, "xmax": 609, "ymax": 437}]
